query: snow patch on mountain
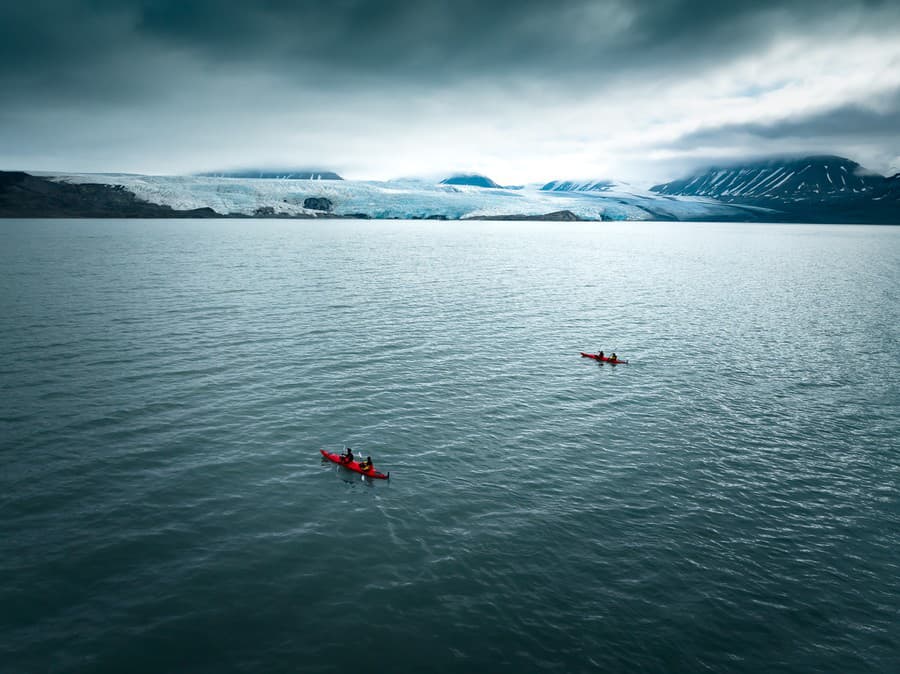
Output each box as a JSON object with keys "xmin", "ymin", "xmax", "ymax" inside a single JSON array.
[{"xmin": 541, "ymin": 179, "xmax": 619, "ymax": 192}]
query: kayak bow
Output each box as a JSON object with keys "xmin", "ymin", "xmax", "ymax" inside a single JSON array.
[{"xmin": 320, "ymin": 449, "xmax": 390, "ymax": 479}]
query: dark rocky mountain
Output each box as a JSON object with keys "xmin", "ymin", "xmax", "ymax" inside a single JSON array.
[
  {"xmin": 541, "ymin": 179, "xmax": 617, "ymax": 192},
  {"xmin": 650, "ymin": 156, "xmax": 900, "ymax": 223},
  {"xmin": 873, "ymin": 173, "xmax": 900, "ymax": 202},
  {"xmin": 0, "ymin": 171, "xmax": 219, "ymax": 218},
  {"xmin": 198, "ymin": 169, "xmax": 343, "ymax": 180},
  {"xmin": 650, "ymin": 156, "xmax": 881, "ymax": 202},
  {"xmin": 440, "ymin": 174, "xmax": 501, "ymax": 188}
]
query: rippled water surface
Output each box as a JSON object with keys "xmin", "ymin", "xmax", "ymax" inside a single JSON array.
[{"xmin": 2, "ymin": 219, "xmax": 899, "ymax": 673}]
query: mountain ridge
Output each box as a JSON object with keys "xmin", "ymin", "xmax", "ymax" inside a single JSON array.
[
  {"xmin": 650, "ymin": 155, "xmax": 885, "ymax": 200},
  {"xmin": 648, "ymin": 155, "xmax": 899, "ymax": 223},
  {"xmin": 541, "ymin": 179, "xmax": 619, "ymax": 193},
  {"xmin": 439, "ymin": 174, "xmax": 501, "ymax": 189},
  {"xmin": 3, "ymin": 155, "xmax": 899, "ymax": 223},
  {"xmin": 197, "ymin": 169, "xmax": 343, "ymax": 180}
]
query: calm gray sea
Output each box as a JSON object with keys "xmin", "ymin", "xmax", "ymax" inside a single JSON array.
[{"xmin": 1, "ymin": 219, "xmax": 899, "ymax": 673}]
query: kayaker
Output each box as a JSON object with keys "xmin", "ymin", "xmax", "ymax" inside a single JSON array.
[
  {"xmin": 359, "ymin": 456, "xmax": 374, "ymax": 472},
  {"xmin": 610, "ymin": 352, "xmax": 618, "ymax": 362},
  {"xmin": 598, "ymin": 351, "xmax": 605, "ymax": 360},
  {"xmin": 341, "ymin": 447, "xmax": 354, "ymax": 464}
]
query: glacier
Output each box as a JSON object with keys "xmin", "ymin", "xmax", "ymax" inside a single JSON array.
[{"xmin": 46, "ymin": 173, "xmax": 770, "ymax": 221}]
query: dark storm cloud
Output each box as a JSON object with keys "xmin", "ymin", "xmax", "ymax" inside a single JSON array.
[
  {"xmin": 3, "ymin": 1, "xmax": 900, "ymax": 177},
  {"xmin": 660, "ymin": 87, "xmax": 900, "ymax": 168},
  {"xmin": 129, "ymin": 0, "xmax": 900, "ymax": 77},
  {"xmin": 4, "ymin": 0, "xmax": 899, "ymax": 98}
]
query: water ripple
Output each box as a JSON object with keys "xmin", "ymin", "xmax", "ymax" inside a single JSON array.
[{"xmin": 1, "ymin": 220, "xmax": 898, "ymax": 674}]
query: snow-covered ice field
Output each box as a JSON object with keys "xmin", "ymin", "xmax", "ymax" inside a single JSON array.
[{"xmin": 46, "ymin": 173, "xmax": 762, "ymax": 221}]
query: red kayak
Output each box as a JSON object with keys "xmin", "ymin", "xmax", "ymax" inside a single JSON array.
[
  {"xmin": 320, "ymin": 449, "xmax": 390, "ymax": 479},
  {"xmin": 580, "ymin": 352, "xmax": 629, "ymax": 365}
]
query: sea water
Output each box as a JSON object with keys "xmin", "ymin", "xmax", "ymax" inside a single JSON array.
[{"xmin": 1, "ymin": 219, "xmax": 898, "ymax": 673}]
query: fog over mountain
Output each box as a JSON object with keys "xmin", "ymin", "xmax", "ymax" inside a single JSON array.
[{"xmin": 2, "ymin": 1, "xmax": 900, "ymax": 183}]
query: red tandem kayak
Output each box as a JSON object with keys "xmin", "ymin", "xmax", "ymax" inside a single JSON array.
[
  {"xmin": 320, "ymin": 449, "xmax": 390, "ymax": 479},
  {"xmin": 580, "ymin": 352, "xmax": 629, "ymax": 365}
]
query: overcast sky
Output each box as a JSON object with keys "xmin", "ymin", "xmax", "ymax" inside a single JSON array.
[{"xmin": 2, "ymin": 0, "xmax": 899, "ymax": 183}]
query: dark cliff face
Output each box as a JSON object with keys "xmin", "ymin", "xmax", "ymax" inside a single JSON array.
[
  {"xmin": 439, "ymin": 174, "xmax": 501, "ymax": 188},
  {"xmin": 303, "ymin": 197, "xmax": 333, "ymax": 211},
  {"xmin": 0, "ymin": 172, "xmax": 219, "ymax": 218}
]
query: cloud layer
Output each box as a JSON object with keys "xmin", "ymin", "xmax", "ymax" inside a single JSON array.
[{"xmin": 3, "ymin": 1, "xmax": 900, "ymax": 181}]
